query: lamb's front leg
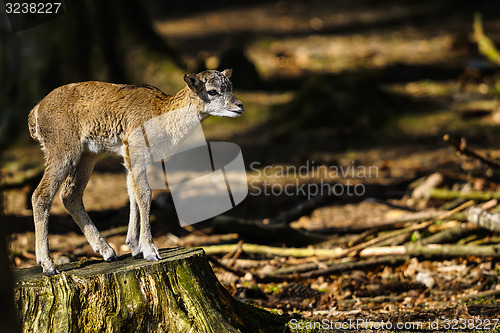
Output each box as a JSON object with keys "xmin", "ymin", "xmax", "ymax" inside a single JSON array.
[
  {"xmin": 126, "ymin": 172, "xmax": 141, "ymax": 257},
  {"xmin": 131, "ymin": 169, "xmax": 161, "ymax": 261}
]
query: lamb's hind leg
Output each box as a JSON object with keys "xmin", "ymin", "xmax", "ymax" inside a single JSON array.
[
  {"xmin": 60, "ymin": 153, "xmax": 117, "ymax": 262},
  {"xmin": 32, "ymin": 161, "xmax": 72, "ymax": 275}
]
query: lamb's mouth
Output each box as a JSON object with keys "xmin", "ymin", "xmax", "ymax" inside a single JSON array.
[{"xmin": 230, "ymin": 109, "xmax": 244, "ymax": 114}]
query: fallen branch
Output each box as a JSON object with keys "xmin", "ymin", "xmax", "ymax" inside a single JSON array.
[
  {"xmin": 207, "ymin": 255, "xmax": 246, "ymax": 277},
  {"xmin": 250, "ymin": 256, "xmax": 407, "ymax": 282},
  {"xmin": 298, "ymin": 255, "xmax": 407, "ymax": 279},
  {"xmin": 207, "ymin": 203, "xmax": 474, "ymax": 260},
  {"xmin": 345, "ymin": 200, "xmax": 474, "ymax": 257},
  {"xmin": 440, "ymin": 170, "xmax": 499, "ymax": 191},
  {"xmin": 0, "ymin": 167, "xmax": 43, "ymax": 191},
  {"xmin": 359, "ymin": 243, "xmax": 500, "ymax": 258},
  {"xmin": 460, "ymin": 289, "xmax": 500, "ymax": 301},
  {"xmin": 412, "ymin": 173, "xmax": 444, "ymax": 199},
  {"xmin": 203, "ymin": 243, "xmax": 344, "ymax": 258},
  {"xmin": 179, "ymin": 233, "xmax": 239, "ymax": 247},
  {"xmin": 375, "ymin": 231, "xmax": 412, "ymax": 247},
  {"xmin": 265, "ymin": 256, "xmax": 356, "ymax": 276},
  {"xmin": 473, "ymin": 12, "xmax": 500, "ymax": 66},
  {"xmin": 204, "ymin": 241, "xmax": 500, "ymax": 281},
  {"xmin": 443, "ymin": 134, "xmax": 500, "ymax": 170},
  {"xmin": 419, "ymin": 226, "xmax": 477, "ymax": 245},
  {"xmin": 51, "ymin": 225, "xmax": 129, "ymax": 251},
  {"xmin": 227, "ymin": 240, "xmax": 244, "ymax": 267},
  {"xmin": 468, "ymin": 207, "xmax": 500, "ymax": 232},
  {"xmin": 430, "ymin": 188, "xmax": 500, "ymax": 201}
]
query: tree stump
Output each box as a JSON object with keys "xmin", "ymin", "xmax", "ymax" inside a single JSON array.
[{"xmin": 14, "ymin": 247, "xmax": 287, "ymax": 333}]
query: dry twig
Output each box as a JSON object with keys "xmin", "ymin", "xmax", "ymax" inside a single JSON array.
[
  {"xmin": 298, "ymin": 256, "xmax": 407, "ymax": 279},
  {"xmin": 443, "ymin": 134, "xmax": 500, "ymax": 170},
  {"xmin": 460, "ymin": 289, "xmax": 500, "ymax": 302},
  {"xmin": 344, "ymin": 200, "xmax": 474, "ymax": 257},
  {"xmin": 430, "ymin": 188, "xmax": 500, "ymax": 201}
]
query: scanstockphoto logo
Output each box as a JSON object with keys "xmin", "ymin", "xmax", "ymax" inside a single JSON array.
[
  {"xmin": 128, "ymin": 105, "xmax": 248, "ymax": 227},
  {"xmin": 249, "ymin": 161, "xmax": 378, "ymax": 199},
  {"xmin": 125, "ymin": 104, "xmax": 376, "ymax": 225}
]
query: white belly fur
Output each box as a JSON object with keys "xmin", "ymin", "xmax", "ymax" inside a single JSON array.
[{"xmin": 83, "ymin": 136, "xmax": 124, "ymax": 155}]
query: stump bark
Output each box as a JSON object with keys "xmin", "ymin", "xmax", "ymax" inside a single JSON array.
[{"xmin": 14, "ymin": 247, "xmax": 287, "ymax": 333}]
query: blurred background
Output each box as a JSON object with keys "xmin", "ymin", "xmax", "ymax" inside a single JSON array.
[{"xmin": 1, "ymin": 0, "xmax": 500, "ymax": 268}]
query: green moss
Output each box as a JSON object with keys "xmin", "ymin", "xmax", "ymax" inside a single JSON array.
[
  {"xmin": 15, "ymin": 248, "xmax": 288, "ymax": 333},
  {"xmin": 468, "ymin": 296, "xmax": 497, "ymax": 305},
  {"xmin": 264, "ymin": 284, "xmax": 283, "ymax": 294}
]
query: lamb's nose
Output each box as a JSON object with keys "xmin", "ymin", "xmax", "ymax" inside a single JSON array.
[{"xmin": 236, "ymin": 103, "xmax": 244, "ymax": 110}]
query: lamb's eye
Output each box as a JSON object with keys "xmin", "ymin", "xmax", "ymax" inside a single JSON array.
[{"xmin": 207, "ymin": 90, "xmax": 218, "ymax": 96}]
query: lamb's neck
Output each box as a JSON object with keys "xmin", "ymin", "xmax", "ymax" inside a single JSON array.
[
  {"xmin": 150, "ymin": 90, "xmax": 205, "ymax": 152},
  {"xmin": 165, "ymin": 87, "xmax": 198, "ymax": 115}
]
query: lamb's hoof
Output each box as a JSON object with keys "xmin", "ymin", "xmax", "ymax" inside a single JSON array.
[
  {"xmin": 142, "ymin": 244, "xmax": 162, "ymax": 261},
  {"xmin": 127, "ymin": 242, "xmax": 142, "ymax": 258},
  {"xmin": 105, "ymin": 254, "xmax": 118, "ymax": 262},
  {"xmin": 131, "ymin": 249, "xmax": 142, "ymax": 258},
  {"xmin": 144, "ymin": 254, "xmax": 159, "ymax": 261},
  {"xmin": 100, "ymin": 246, "xmax": 117, "ymax": 262},
  {"xmin": 42, "ymin": 265, "xmax": 59, "ymax": 276},
  {"xmin": 144, "ymin": 253, "xmax": 160, "ymax": 261}
]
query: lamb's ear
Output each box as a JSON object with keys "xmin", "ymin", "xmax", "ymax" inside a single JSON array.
[
  {"xmin": 184, "ymin": 73, "xmax": 202, "ymax": 92},
  {"xmin": 222, "ymin": 69, "xmax": 232, "ymax": 79}
]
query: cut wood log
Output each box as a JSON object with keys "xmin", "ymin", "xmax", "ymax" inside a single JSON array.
[{"xmin": 14, "ymin": 247, "xmax": 287, "ymax": 333}]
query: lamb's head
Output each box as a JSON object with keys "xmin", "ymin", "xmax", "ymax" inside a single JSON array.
[{"xmin": 183, "ymin": 69, "xmax": 244, "ymax": 118}]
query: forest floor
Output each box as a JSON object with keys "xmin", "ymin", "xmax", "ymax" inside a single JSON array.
[{"xmin": 3, "ymin": 1, "xmax": 500, "ymax": 332}]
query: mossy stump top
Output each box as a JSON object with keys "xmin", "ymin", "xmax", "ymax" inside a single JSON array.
[{"xmin": 14, "ymin": 247, "xmax": 287, "ymax": 333}]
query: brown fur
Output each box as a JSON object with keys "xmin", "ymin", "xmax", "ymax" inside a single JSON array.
[{"xmin": 29, "ymin": 69, "xmax": 243, "ymax": 275}]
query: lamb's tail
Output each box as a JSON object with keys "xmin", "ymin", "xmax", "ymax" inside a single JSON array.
[{"xmin": 28, "ymin": 103, "xmax": 40, "ymax": 141}]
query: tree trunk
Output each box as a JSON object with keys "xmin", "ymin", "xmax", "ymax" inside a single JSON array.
[
  {"xmin": 14, "ymin": 247, "xmax": 287, "ymax": 333},
  {"xmin": 0, "ymin": 170, "xmax": 20, "ymax": 333}
]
